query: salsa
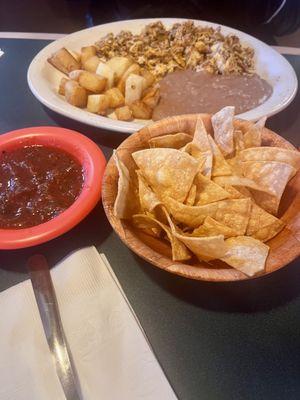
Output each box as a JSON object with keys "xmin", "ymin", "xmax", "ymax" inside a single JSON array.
[{"xmin": 0, "ymin": 145, "xmax": 83, "ymax": 229}]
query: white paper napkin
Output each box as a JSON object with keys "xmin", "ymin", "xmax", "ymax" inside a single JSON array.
[{"xmin": 0, "ymin": 247, "xmax": 177, "ymax": 400}]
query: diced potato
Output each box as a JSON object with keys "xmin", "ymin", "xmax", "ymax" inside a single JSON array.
[
  {"xmin": 130, "ymin": 101, "xmax": 152, "ymax": 119},
  {"xmin": 117, "ymin": 63, "xmax": 141, "ymax": 94},
  {"xmin": 67, "ymin": 49, "xmax": 81, "ymax": 64},
  {"xmin": 81, "ymin": 45, "xmax": 97, "ymax": 63},
  {"xmin": 65, "ymin": 80, "xmax": 87, "ymax": 108},
  {"xmin": 125, "ymin": 74, "xmax": 146, "ymax": 105},
  {"xmin": 96, "ymin": 62, "xmax": 115, "ymax": 89},
  {"xmin": 69, "ymin": 69, "xmax": 84, "ymax": 80},
  {"xmin": 48, "ymin": 48, "xmax": 80, "ymax": 75},
  {"xmin": 141, "ymin": 69, "xmax": 155, "ymax": 90},
  {"xmin": 105, "ymin": 87, "xmax": 125, "ymax": 108},
  {"xmin": 106, "ymin": 56, "xmax": 133, "ymax": 80},
  {"xmin": 83, "ymin": 56, "xmax": 101, "ymax": 73},
  {"xmin": 87, "ymin": 94, "xmax": 110, "ymax": 115},
  {"xmin": 142, "ymin": 86, "xmax": 160, "ymax": 108},
  {"xmin": 58, "ymin": 77, "xmax": 69, "ymax": 95},
  {"xmin": 115, "ymin": 106, "xmax": 133, "ymax": 121},
  {"xmin": 78, "ymin": 71, "xmax": 107, "ymax": 93}
]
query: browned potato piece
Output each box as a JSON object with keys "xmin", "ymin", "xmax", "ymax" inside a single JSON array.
[
  {"xmin": 115, "ymin": 106, "xmax": 133, "ymax": 121},
  {"xmin": 130, "ymin": 101, "xmax": 152, "ymax": 119},
  {"xmin": 141, "ymin": 69, "xmax": 155, "ymax": 89},
  {"xmin": 87, "ymin": 94, "xmax": 110, "ymax": 115},
  {"xmin": 81, "ymin": 45, "xmax": 97, "ymax": 63},
  {"xmin": 67, "ymin": 49, "xmax": 81, "ymax": 63},
  {"xmin": 65, "ymin": 80, "xmax": 87, "ymax": 108},
  {"xmin": 105, "ymin": 88, "xmax": 125, "ymax": 108},
  {"xmin": 58, "ymin": 77, "xmax": 69, "ymax": 95},
  {"xmin": 69, "ymin": 69, "xmax": 84, "ymax": 81},
  {"xmin": 83, "ymin": 56, "xmax": 101, "ymax": 73},
  {"xmin": 106, "ymin": 56, "xmax": 133, "ymax": 80},
  {"xmin": 78, "ymin": 71, "xmax": 107, "ymax": 93},
  {"xmin": 117, "ymin": 63, "xmax": 141, "ymax": 94},
  {"xmin": 142, "ymin": 86, "xmax": 160, "ymax": 108},
  {"xmin": 48, "ymin": 48, "xmax": 80, "ymax": 74}
]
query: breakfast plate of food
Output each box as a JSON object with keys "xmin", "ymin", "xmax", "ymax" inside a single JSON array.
[{"xmin": 28, "ymin": 18, "xmax": 298, "ymax": 133}]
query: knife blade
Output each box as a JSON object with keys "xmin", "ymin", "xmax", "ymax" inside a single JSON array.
[{"xmin": 27, "ymin": 254, "xmax": 82, "ymax": 400}]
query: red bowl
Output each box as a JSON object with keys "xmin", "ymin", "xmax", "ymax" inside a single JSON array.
[{"xmin": 0, "ymin": 126, "xmax": 106, "ymax": 249}]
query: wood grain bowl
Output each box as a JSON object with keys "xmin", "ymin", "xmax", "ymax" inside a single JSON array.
[{"xmin": 102, "ymin": 114, "xmax": 300, "ymax": 282}]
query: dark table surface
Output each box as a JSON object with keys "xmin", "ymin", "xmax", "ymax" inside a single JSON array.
[{"xmin": 1, "ymin": 38, "xmax": 300, "ymax": 400}]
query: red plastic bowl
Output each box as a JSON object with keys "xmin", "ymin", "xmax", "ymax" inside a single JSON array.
[{"xmin": 0, "ymin": 126, "xmax": 106, "ymax": 249}]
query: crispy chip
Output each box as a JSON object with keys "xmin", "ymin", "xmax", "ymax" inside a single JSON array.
[
  {"xmin": 132, "ymin": 213, "xmax": 191, "ymax": 261},
  {"xmin": 242, "ymin": 161, "xmax": 296, "ymax": 207},
  {"xmin": 185, "ymin": 184, "xmax": 197, "ymax": 206},
  {"xmin": 192, "ymin": 118, "xmax": 211, "ymax": 150},
  {"xmin": 194, "ymin": 173, "xmax": 230, "ymax": 205},
  {"xmin": 207, "ymin": 135, "xmax": 232, "ymax": 176},
  {"xmin": 137, "ymin": 171, "xmax": 161, "ymax": 212},
  {"xmin": 221, "ymin": 236, "xmax": 269, "ymax": 276},
  {"xmin": 238, "ymin": 147, "xmax": 300, "ymax": 170},
  {"xmin": 193, "ymin": 216, "xmax": 239, "ymax": 238},
  {"xmin": 132, "ymin": 148, "xmax": 199, "ymax": 202},
  {"xmin": 213, "ymin": 175, "xmax": 273, "ymax": 194},
  {"xmin": 224, "ymin": 184, "xmax": 253, "ymax": 199},
  {"xmin": 233, "ymin": 129, "xmax": 245, "ymax": 153},
  {"xmin": 243, "ymin": 117, "xmax": 266, "ymax": 148},
  {"xmin": 211, "ymin": 106, "xmax": 235, "ymax": 156},
  {"xmin": 163, "ymin": 196, "xmax": 251, "ymax": 234},
  {"xmin": 114, "ymin": 151, "xmax": 139, "ymax": 218},
  {"xmin": 149, "ymin": 132, "xmax": 192, "ymax": 149}
]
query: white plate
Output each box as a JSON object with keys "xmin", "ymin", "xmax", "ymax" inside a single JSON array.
[{"xmin": 28, "ymin": 18, "xmax": 298, "ymax": 134}]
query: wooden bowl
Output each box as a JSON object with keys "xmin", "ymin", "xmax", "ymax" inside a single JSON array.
[{"xmin": 102, "ymin": 114, "xmax": 300, "ymax": 282}]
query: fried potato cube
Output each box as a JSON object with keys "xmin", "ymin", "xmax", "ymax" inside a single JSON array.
[
  {"xmin": 67, "ymin": 49, "xmax": 81, "ymax": 63},
  {"xmin": 81, "ymin": 45, "xmax": 97, "ymax": 63},
  {"xmin": 65, "ymin": 80, "xmax": 87, "ymax": 108},
  {"xmin": 48, "ymin": 48, "xmax": 80, "ymax": 75},
  {"xmin": 87, "ymin": 94, "xmax": 110, "ymax": 115},
  {"xmin": 106, "ymin": 56, "xmax": 133, "ymax": 80},
  {"xmin": 78, "ymin": 71, "xmax": 107, "ymax": 93},
  {"xmin": 141, "ymin": 69, "xmax": 155, "ymax": 90},
  {"xmin": 117, "ymin": 63, "xmax": 141, "ymax": 94},
  {"xmin": 125, "ymin": 73, "xmax": 146, "ymax": 105},
  {"xmin": 96, "ymin": 62, "xmax": 116, "ymax": 89},
  {"xmin": 142, "ymin": 86, "xmax": 160, "ymax": 108},
  {"xmin": 83, "ymin": 55, "xmax": 101, "ymax": 73},
  {"xmin": 130, "ymin": 101, "xmax": 152, "ymax": 119},
  {"xmin": 105, "ymin": 87, "xmax": 125, "ymax": 108},
  {"xmin": 58, "ymin": 77, "xmax": 69, "ymax": 95},
  {"xmin": 69, "ymin": 69, "xmax": 84, "ymax": 80},
  {"xmin": 115, "ymin": 105, "xmax": 133, "ymax": 121}
]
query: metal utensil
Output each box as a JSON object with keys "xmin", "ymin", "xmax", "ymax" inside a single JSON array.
[{"xmin": 27, "ymin": 255, "xmax": 82, "ymax": 400}]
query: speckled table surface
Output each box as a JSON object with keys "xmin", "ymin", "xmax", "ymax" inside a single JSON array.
[{"xmin": 0, "ymin": 38, "xmax": 300, "ymax": 400}]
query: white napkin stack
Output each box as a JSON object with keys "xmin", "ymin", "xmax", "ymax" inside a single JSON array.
[{"xmin": 0, "ymin": 247, "xmax": 177, "ymax": 400}]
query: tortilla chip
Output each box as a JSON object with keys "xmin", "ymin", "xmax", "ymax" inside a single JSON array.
[
  {"xmin": 113, "ymin": 151, "xmax": 139, "ymax": 219},
  {"xmin": 224, "ymin": 184, "xmax": 253, "ymax": 199},
  {"xmin": 132, "ymin": 214, "xmax": 191, "ymax": 261},
  {"xmin": 243, "ymin": 117, "xmax": 266, "ymax": 148},
  {"xmin": 185, "ymin": 184, "xmax": 197, "ymax": 206},
  {"xmin": 233, "ymin": 129, "xmax": 245, "ymax": 153},
  {"xmin": 238, "ymin": 147, "xmax": 300, "ymax": 170},
  {"xmin": 207, "ymin": 135, "xmax": 232, "ymax": 176},
  {"xmin": 193, "ymin": 216, "xmax": 239, "ymax": 238},
  {"xmin": 137, "ymin": 171, "xmax": 161, "ymax": 212},
  {"xmin": 163, "ymin": 196, "xmax": 251, "ymax": 234},
  {"xmin": 221, "ymin": 236, "xmax": 269, "ymax": 276},
  {"xmin": 194, "ymin": 173, "xmax": 230, "ymax": 205},
  {"xmin": 213, "ymin": 175, "xmax": 273, "ymax": 194},
  {"xmin": 242, "ymin": 160, "xmax": 296, "ymax": 199},
  {"xmin": 132, "ymin": 148, "xmax": 199, "ymax": 203},
  {"xmin": 192, "ymin": 117, "xmax": 211, "ymax": 150},
  {"xmin": 149, "ymin": 132, "xmax": 192, "ymax": 149},
  {"xmin": 211, "ymin": 106, "xmax": 235, "ymax": 156}
]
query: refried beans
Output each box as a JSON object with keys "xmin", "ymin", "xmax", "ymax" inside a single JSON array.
[{"xmin": 152, "ymin": 70, "xmax": 272, "ymax": 120}]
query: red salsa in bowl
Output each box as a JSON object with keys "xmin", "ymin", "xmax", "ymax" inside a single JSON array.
[{"xmin": 0, "ymin": 145, "xmax": 84, "ymax": 229}]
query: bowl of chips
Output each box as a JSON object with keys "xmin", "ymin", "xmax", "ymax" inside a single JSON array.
[{"xmin": 102, "ymin": 109, "xmax": 300, "ymax": 281}]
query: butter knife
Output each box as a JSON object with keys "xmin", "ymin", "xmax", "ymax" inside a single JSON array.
[{"xmin": 27, "ymin": 255, "xmax": 82, "ymax": 400}]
